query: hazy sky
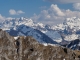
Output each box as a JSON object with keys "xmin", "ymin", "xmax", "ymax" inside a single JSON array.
[{"xmin": 0, "ymin": 0, "xmax": 80, "ymax": 25}]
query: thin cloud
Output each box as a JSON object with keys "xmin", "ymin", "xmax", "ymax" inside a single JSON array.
[
  {"xmin": 73, "ymin": 3, "xmax": 80, "ymax": 10},
  {"xmin": 0, "ymin": 14, "xmax": 14, "ymax": 22},
  {"xmin": 50, "ymin": 4, "xmax": 65, "ymax": 16},
  {"xmin": 44, "ymin": 0, "xmax": 80, "ymax": 3},
  {"xmin": 9, "ymin": 9, "xmax": 25, "ymax": 15},
  {"xmin": 0, "ymin": 14, "xmax": 5, "ymax": 21},
  {"xmin": 31, "ymin": 4, "xmax": 80, "ymax": 25}
]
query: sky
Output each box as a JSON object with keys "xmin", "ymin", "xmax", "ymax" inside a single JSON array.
[{"xmin": 1, "ymin": 0, "xmax": 80, "ymax": 25}]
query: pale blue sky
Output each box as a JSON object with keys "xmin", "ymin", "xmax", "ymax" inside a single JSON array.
[
  {"xmin": 0, "ymin": 0, "xmax": 51, "ymax": 17},
  {"xmin": 0, "ymin": 0, "xmax": 73, "ymax": 17},
  {"xmin": 0, "ymin": 0, "xmax": 80, "ymax": 25}
]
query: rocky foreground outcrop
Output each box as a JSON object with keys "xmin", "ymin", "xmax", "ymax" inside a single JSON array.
[{"xmin": 0, "ymin": 29, "xmax": 80, "ymax": 60}]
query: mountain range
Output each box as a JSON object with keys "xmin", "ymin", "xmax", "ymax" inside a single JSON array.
[{"xmin": 0, "ymin": 17, "xmax": 80, "ymax": 50}]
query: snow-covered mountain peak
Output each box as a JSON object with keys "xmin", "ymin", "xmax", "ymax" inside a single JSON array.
[
  {"xmin": 66, "ymin": 17, "xmax": 80, "ymax": 22},
  {"xmin": 34, "ymin": 23, "xmax": 45, "ymax": 28},
  {"xmin": 50, "ymin": 17, "xmax": 80, "ymax": 42},
  {"xmin": 52, "ymin": 24, "xmax": 64, "ymax": 30},
  {"xmin": 64, "ymin": 17, "xmax": 80, "ymax": 31},
  {"xmin": 52, "ymin": 17, "xmax": 80, "ymax": 31},
  {"xmin": 66, "ymin": 17, "xmax": 76, "ymax": 21},
  {"xmin": 0, "ymin": 17, "xmax": 35, "ymax": 30},
  {"xmin": 0, "ymin": 17, "xmax": 61, "ymax": 44},
  {"xmin": 2, "ymin": 17, "xmax": 80, "ymax": 44}
]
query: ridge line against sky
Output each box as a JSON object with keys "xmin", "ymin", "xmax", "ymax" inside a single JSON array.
[{"xmin": 0, "ymin": 0, "xmax": 80, "ymax": 25}]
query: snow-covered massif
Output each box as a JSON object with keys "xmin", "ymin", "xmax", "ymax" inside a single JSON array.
[
  {"xmin": 52, "ymin": 17, "xmax": 80, "ymax": 42},
  {"xmin": 53, "ymin": 17, "xmax": 80, "ymax": 31},
  {"xmin": 0, "ymin": 17, "xmax": 61, "ymax": 43},
  {"xmin": 1, "ymin": 17, "xmax": 80, "ymax": 45}
]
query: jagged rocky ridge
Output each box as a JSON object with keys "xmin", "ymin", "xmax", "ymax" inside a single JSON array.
[{"xmin": 0, "ymin": 29, "xmax": 80, "ymax": 60}]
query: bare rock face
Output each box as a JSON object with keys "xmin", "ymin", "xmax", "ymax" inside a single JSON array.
[{"xmin": 0, "ymin": 29, "xmax": 80, "ymax": 60}]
